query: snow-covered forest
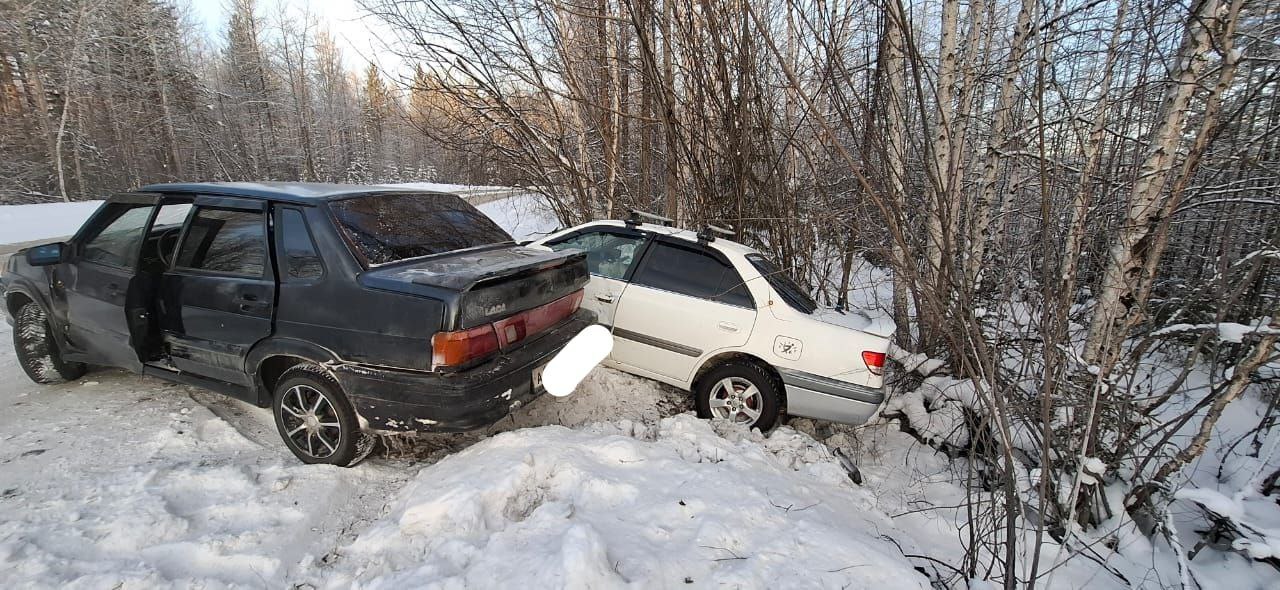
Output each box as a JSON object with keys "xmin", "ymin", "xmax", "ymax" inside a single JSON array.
[
  {"xmin": 0, "ymin": 0, "xmax": 471, "ymax": 200},
  {"xmin": 2, "ymin": 0, "xmax": 1280, "ymax": 587}
]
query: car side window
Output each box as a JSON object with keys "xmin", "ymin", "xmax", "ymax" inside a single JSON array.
[
  {"xmin": 631, "ymin": 241, "xmax": 754, "ymax": 307},
  {"xmin": 174, "ymin": 208, "xmax": 267, "ymax": 278},
  {"xmin": 546, "ymin": 231, "xmax": 645, "ymax": 280},
  {"xmin": 278, "ymin": 208, "xmax": 323, "ymax": 280},
  {"xmin": 80, "ymin": 204, "xmax": 157, "ymax": 269}
]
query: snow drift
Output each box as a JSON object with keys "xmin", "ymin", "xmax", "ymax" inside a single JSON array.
[{"xmin": 313, "ymin": 415, "xmax": 929, "ymax": 589}]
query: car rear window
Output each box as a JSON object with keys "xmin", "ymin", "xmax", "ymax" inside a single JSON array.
[
  {"xmin": 746, "ymin": 254, "xmax": 817, "ymax": 314},
  {"xmin": 329, "ymin": 193, "xmax": 513, "ymax": 266}
]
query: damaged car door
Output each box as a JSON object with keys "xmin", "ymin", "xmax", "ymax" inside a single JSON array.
[{"xmin": 160, "ymin": 197, "xmax": 275, "ymax": 386}]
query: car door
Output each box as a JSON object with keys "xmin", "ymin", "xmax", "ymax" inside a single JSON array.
[
  {"xmin": 610, "ymin": 238, "xmax": 757, "ymax": 383},
  {"xmin": 160, "ymin": 196, "xmax": 275, "ymax": 386},
  {"xmin": 542, "ymin": 227, "xmax": 648, "ymax": 330},
  {"xmin": 57, "ymin": 195, "xmax": 161, "ymax": 371}
]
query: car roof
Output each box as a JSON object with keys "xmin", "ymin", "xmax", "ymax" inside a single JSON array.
[
  {"xmin": 581, "ymin": 220, "xmax": 761, "ymax": 257},
  {"xmin": 135, "ymin": 182, "xmax": 456, "ymax": 205}
]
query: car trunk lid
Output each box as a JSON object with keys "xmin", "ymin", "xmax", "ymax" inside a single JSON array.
[{"xmin": 360, "ymin": 245, "xmax": 589, "ymax": 330}]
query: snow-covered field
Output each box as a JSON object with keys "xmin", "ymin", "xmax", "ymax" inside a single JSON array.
[
  {"xmin": 0, "ymin": 200, "xmax": 104, "ymax": 246},
  {"xmin": 0, "ymin": 182, "xmax": 553, "ymax": 249}
]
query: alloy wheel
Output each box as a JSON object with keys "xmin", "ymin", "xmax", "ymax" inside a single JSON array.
[
  {"xmin": 707, "ymin": 376, "xmax": 763, "ymax": 425},
  {"xmin": 279, "ymin": 384, "xmax": 342, "ymax": 459}
]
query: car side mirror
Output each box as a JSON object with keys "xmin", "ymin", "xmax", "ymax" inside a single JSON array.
[{"xmin": 26, "ymin": 242, "xmax": 66, "ymax": 266}]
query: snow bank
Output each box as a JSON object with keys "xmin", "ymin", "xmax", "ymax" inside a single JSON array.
[
  {"xmin": 1174, "ymin": 484, "xmax": 1280, "ymax": 562},
  {"xmin": 379, "ymin": 181, "xmax": 509, "ymax": 194},
  {"xmin": 888, "ymin": 342, "xmax": 946, "ymax": 376},
  {"xmin": 478, "ymin": 366, "xmax": 688, "ymax": 438},
  {"xmin": 0, "ymin": 186, "xmax": 559, "ymax": 247},
  {"xmin": 882, "ymin": 376, "xmax": 982, "ymax": 448},
  {"xmin": 314, "ymin": 415, "xmax": 928, "ymax": 589},
  {"xmin": 474, "ymin": 191, "xmax": 561, "ymax": 242},
  {"xmin": 1175, "ymin": 487, "xmax": 1245, "ymax": 521},
  {"xmin": 0, "ymin": 200, "xmax": 102, "ymax": 245},
  {"xmin": 0, "ymin": 373, "xmax": 403, "ymax": 589},
  {"xmin": 1152, "ymin": 318, "xmax": 1280, "ymax": 343}
]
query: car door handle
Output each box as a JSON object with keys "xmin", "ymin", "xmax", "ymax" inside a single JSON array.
[
  {"xmin": 718, "ymin": 321, "xmax": 739, "ymax": 333},
  {"xmin": 595, "ymin": 294, "xmax": 615, "ymax": 304},
  {"xmin": 106, "ymin": 282, "xmax": 120, "ymax": 293},
  {"xmin": 235, "ymin": 293, "xmax": 267, "ymax": 311}
]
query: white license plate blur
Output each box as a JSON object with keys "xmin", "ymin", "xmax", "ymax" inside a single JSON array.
[{"xmin": 540, "ymin": 325, "xmax": 612, "ymax": 397}]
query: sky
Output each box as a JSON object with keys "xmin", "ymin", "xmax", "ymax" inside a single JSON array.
[{"xmin": 183, "ymin": 0, "xmax": 408, "ymax": 78}]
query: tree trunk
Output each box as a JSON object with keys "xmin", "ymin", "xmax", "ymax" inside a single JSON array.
[
  {"xmin": 883, "ymin": 0, "xmax": 912, "ymax": 348},
  {"xmin": 662, "ymin": 0, "xmax": 679, "ymax": 221},
  {"xmin": 1081, "ymin": 0, "xmax": 1221, "ymax": 374},
  {"xmin": 963, "ymin": 0, "xmax": 1037, "ymax": 287},
  {"xmin": 924, "ymin": 0, "xmax": 959, "ymax": 285},
  {"xmin": 149, "ymin": 33, "xmax": 183, "ymax": 177}
]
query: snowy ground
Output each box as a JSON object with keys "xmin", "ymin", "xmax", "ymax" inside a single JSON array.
[
  {"xmin": 0, "ymin": 314, "xmax": 936, "ymax": 588},
  {"xmin": 0, "ymin": 191, "xmax": 934, "ymax": 589}
]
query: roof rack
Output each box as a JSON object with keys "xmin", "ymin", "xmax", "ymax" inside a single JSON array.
[
  {"xmin": 625, "ymin": 209, "xmax": 675, "ymax": 227},
  {"xmin": 697, "ymin": 223, "xmax": 735, "ymax": 242}
]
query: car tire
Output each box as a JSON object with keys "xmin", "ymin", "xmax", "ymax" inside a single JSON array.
[
  {"xmin": 695, "ymin": 361, "xmax": 781, "ymax": 431},
  {"xmin": 272, "ymin": 364, "xmax": 375, "ymax": 467},
  {"xmin": 13, "ymin": 301, "xmax": 86, "ymax": 384}
]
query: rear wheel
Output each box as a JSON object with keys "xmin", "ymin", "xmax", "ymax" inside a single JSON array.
[
  {"xmin": 12, "ymin": 301, "xmax": 86, "ymax": 384},
  {"xmin": 695, "ymin": 361, "xmax": 781, "ymax": 430},
  {"xmin": 272, "ymin": 364, "xmax": 374, "ymax": 466}
]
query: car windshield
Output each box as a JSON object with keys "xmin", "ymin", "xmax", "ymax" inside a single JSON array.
[
  {"xmin": 745, "ymin": 254, "xmax": 817, "ymax": 314},
  {"xmin": 330, "ymin": 193, "xmax": 513, "ymax": 266}
]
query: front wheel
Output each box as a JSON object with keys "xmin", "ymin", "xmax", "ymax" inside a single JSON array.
[
  {"xmin": 272, "ymin": 364, "xmax": 374, "ymax": 466},
  {"xmin": 694, "ymin": 361, "xmax": 781, "ymax": 431},
  {"xmin": 13, "ymin": 301, "xmax": 86, "ymax": 384}
]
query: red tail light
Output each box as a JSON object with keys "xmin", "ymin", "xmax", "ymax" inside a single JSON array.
[
  {"xmin": 432, "ymin": 290, "xmax": 584, "ymax": 369},
  {"xmin": 432, "ymin": 324, "xmax": 500, "ymax": 369},
  {"xmin": 862, "ymin": 350, "xmax": 886, "ymax": 376}
]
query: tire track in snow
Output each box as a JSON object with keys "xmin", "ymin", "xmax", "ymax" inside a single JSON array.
[{"xmin": 187, "ymin": 389, "xmax": 281, "ymax": 450}]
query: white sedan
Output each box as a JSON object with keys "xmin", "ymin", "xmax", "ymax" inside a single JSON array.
[{"xmin": 530, "ymin": 217, "xmax": 894, "ymax": 430}]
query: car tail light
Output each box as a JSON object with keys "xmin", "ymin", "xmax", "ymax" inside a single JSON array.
[
  {"xmin": 862, "ymin": 350, "xmax": 886, "ymax": 376},
  {"xmin": 493, "ymin": 290, "xmax": 584, "ymax": 349},
  {"xmin": 433, "ymin": 290, "xmax": 584, "ymax": 369},
  {"xmin": 432, "ymin": 324, "xmax": 500, "ymax": 369}
]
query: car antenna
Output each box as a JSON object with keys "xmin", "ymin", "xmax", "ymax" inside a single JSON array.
[
  {"xmin": 697, "ymin": 223, "xmax": 734, "ymax": 243},
  {"xmin": 626, "ymin": 209, "xmax": 674, "ymax": 227}
]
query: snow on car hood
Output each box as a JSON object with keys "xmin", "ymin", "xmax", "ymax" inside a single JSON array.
[{"xmin": 811, "ymin": 307, "xmax": 896, "ymax": 338}]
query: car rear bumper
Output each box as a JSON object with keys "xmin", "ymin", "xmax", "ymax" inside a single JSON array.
[
  {"xmin": 778, "ymin": 368, "xmax": 885, "ymax": 426},
  {"xmin": 333, "ymin": 309, "xmax": 596, "ymax": 433}
]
